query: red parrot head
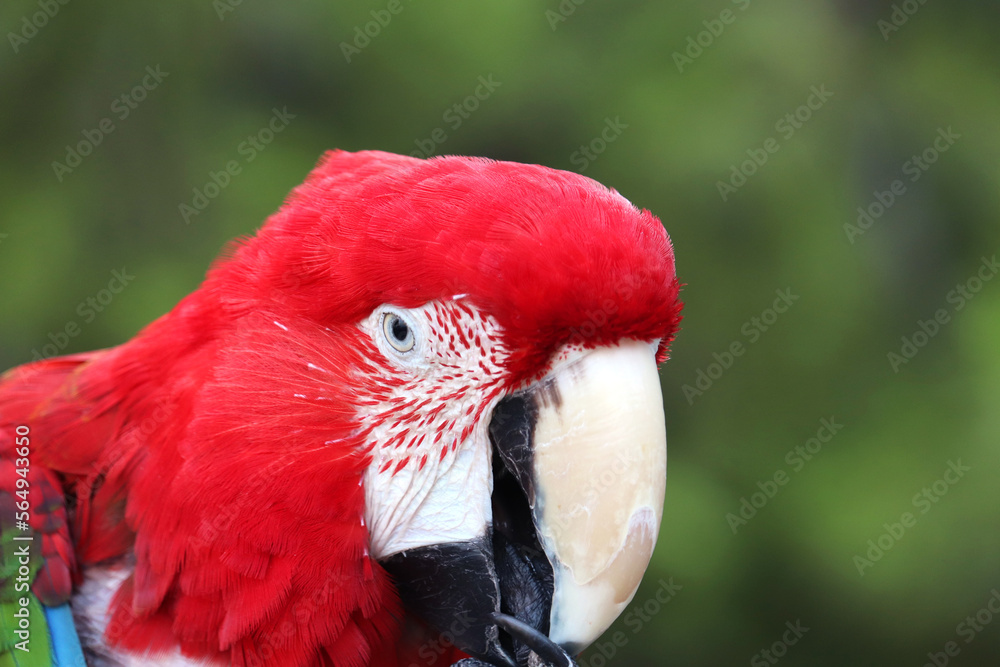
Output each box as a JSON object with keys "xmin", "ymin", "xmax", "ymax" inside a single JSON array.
[
  {"xmin": 187, "ymin": 150, "xmax": 683, "ymax": 665},
  {"xmin": 6, "ymin": 150, "xmax": 682, "ymax": 667},
  {"xmin": 203, "ymin": 150, "xmax": 683, "ymax": 665}
]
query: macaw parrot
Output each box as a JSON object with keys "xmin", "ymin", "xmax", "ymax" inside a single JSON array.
[{"xmin": 0, "ymin": 150, "xmax": 682, "ymax": 667}]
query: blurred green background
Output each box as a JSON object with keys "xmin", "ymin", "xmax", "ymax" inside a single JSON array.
[{"xmin": 1, "ymin": 1, "xmax": 999, "ymax": 665}]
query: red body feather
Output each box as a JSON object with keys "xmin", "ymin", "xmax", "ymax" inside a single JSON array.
[{"xmin": 0, "ymin": 151, "xmax": 681, "ymax": 666}]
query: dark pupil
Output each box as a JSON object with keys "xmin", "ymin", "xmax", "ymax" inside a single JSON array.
[{"xmin": 390, "ymin": 317, "xmax": 409, "ymax": 342}]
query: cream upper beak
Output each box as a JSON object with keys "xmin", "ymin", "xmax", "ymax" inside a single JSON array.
[{"xmin": 527, "ymin": 341, "xmax": 667, "ymax": 651}]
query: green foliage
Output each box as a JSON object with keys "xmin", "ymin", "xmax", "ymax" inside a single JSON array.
[
  {"xmin": 0, "ymin": 517, "xmax": 50, "ymax": 665},
  {"xmin": 0, "ymin": 597, "xmax": 52, "ymax": 667},
  {"xmin": 1, "ymin": 0, "xmax": 998, "ymax": 665}
]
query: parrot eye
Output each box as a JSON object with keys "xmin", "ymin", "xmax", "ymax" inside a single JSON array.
[{"xmin": 382, "ymin": 312, "xmax": 415, "ymax": 352}]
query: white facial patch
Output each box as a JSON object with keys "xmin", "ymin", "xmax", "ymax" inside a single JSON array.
[
  {"xmin": 357, "ymin": 299, "xmax": 508, "ymax": 560},
  {"xmin": 364, "ymin": 407, "xmax": 494, "ymax": 558}
]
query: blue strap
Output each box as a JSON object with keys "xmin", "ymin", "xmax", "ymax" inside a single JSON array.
[{"xmin": 41, "ymin": 605, "xmax": 85, "ymax": 667}]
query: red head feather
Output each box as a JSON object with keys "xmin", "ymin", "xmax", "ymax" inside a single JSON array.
[{"xmin": 212, "ymin": 150, "xmax": 682, "ymax": 383}]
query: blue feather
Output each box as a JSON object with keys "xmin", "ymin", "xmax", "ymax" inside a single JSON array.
[{"xmin": 41, "ymin": 605, "xmax": 84, "ymax": 667}]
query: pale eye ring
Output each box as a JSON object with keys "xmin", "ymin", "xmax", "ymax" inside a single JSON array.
[{"xmin": 382, "ymin": 312, "xmax": 415, "ymax": 352}]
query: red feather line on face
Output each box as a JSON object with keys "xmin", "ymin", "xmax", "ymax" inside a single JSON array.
[
  {"xmin": 358, "ymin": 298, "xmax": 508, "ymax": 483},
  {"xmin": 0, "ymin": 150, "xmax": 681, "ymax": 667}
]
